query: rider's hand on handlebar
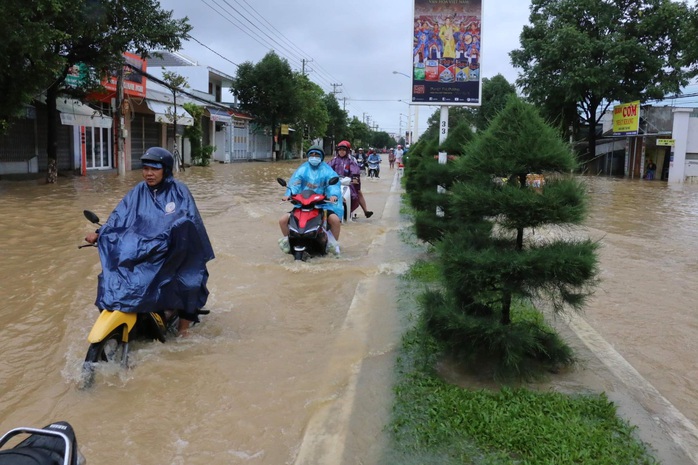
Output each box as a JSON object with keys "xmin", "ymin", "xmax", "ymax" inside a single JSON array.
[
  {"xmin": 282, "ymin": 196, "xmax": 290, "ymax": 202},
  {"xmin": 84, "ymin": 232, "xmax": 98, "ymax": 244},
  {"xmin": 329, "ymin": 196, "xmax": 338, "ymax": 203}
]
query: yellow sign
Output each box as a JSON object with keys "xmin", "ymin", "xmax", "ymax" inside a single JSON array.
[
  {"xmin": 280, "ymin": 124, "xmax": 289, "ymax": 135},
  {"xmin": 656, "ymin": 139, "xmax": 675, "ymax": 146},
  {"xmin": 612, "ymin": 101, "xmax": 640, "ymax": 135}
]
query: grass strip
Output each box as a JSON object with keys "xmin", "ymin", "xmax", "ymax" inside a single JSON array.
[{"xmin": 383, "ymin": 260, "xmax": 659, "ymax": 465}]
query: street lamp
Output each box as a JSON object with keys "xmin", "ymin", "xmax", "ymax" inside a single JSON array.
[{"xmin": 393, "ymin": 72, "xmax": 418, "ymax": 144}]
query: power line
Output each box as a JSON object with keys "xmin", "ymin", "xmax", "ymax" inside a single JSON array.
[
  {"xmin": 189, "ymin": 35, "xmax": 239, "ymax": 69},
  {"xmin": 227, "ymin": 0, "xmax": 342, "ymax": 87},
  {"xmin": 219, "ymin": 0, "xmax": 306, "ymax": 65},
  {"xmin": 200, "ymin": 0, "xmax": 303, "ymax": 70},
  {"xmin": 196, "ymin": 0, "xmax": 342, "ymax": 92},
  {"xmin": 187, "ymin": 0, "xmax": 379, "ymax": 123}
]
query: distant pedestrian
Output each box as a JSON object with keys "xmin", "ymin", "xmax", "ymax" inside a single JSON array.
[
  {"xmin": 645, "ymin": 159, "xmax": 657, "ymax": 180},
  {"xmin": 388, "ymin": 149, "xmax": 396, "ymax": 169},
  {"xmin": 395, "ymin": 145, "xmax": 404, "ymax": 166}
]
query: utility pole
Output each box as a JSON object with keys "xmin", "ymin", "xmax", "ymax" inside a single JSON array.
[
  {"xmin": 173, "ymin": 86, "xmax": 179, "ymax": 172},
  {"xmin": 331, "ymin": 83, "xmax": 343, "ymax": 95},
  {"xmin": 116, "ymin": 64, "xmax": 125, "ymax": 177},
  {"xmin": 301, "ymin": 58, "xmax": 313, "ymax": 76},
  {"xmin": 342, "ymin": 97, "xmax": 347, "ymax": 112}
]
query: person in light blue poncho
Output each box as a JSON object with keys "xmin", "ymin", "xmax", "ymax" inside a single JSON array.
[
  {"xmin": 278, "ymin": 145, "xmax": 343, "ymax": 255},
  {"xmin": 84, "ymin": 147, "xmax": 214, "ymax": 336}
]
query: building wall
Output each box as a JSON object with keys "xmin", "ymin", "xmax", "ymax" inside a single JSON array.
[{"xmin": 0, "ymin": 105, "xmax": 72, "ymax": 175}]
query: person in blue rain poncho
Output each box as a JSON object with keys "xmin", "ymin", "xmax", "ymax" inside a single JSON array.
[
  {"xmin": 84, "ymin": 147, "xmax": 214, "ymax": 336},
  {"xmin": 278, "ymin": 145, "xmax": 343, "ymax": 255}
]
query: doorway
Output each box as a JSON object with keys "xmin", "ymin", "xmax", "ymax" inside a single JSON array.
[{"xmin": 85, "ymin": 126, "xmax": 112, "ymax": 170}]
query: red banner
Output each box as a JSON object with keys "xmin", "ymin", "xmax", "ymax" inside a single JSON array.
[{"xmin": 101, "ymin": 52, "xmax": 147, "ymax": 98}]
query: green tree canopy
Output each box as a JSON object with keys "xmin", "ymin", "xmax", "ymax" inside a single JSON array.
[
  {"xmin": 475, "ymin": 74, "xmax": 517, "ymax": 131},
  {"xmin": 510, "ymin": 0, "xmax": 697, "ymax": 160},
  {"xmin": 347, "ymin": 117, "xmax": 371, "ymax": 150},
  {"xmin": 1, "ymin": 0, "xmax": 190, "ymax": 135},
  {"xmin": 370, "ymin": 131, "xmax": 394, "ymax": 149},
  {"xmin": 5, "ymin": 0, "xmax": 190, "ymax": 182},
  {"xmin": 232, "ymin": 51, "xmax": 301, "ymax": 157},
  {"xmin": 293, "ymin": 74, "xmax": 329, "ymax": 142},
  {"xmin": 0, "ymin": 1, "xmax": 65, "ymax": 127},
  {"xmin": 323, "ymin": 93, "xmax": 348, "ymax": 151}
]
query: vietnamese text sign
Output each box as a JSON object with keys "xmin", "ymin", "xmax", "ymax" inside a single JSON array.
[
  {"xmin": 102, "ymin": 52, "xmax": 147, "ymax": 98},
  {"xmin": 412, "ymin": 0, "xmax": 482, "ymax": 105},
  {"xmin": 612, "ymin": 101, "xmax": 640, "ymax": 136},
  {"xmin": 656, "ymin": 139, "xmax": 675, "ymax": 146}
]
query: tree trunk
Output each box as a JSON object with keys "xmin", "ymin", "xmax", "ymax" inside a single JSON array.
[
  {"xmin": 501, "ymin": 290, "xmax": 512, "ymax": 325},
  {"xmin": 586, "ymin": 101, "xmax": 599, "ymax": 162},
  {"xmin": 45, "ymin": 82, "xmax": 60, "ymax": 183},
  {"xmin": 271, "ymin": 119, "xmax": 277, "ymax": 161}
]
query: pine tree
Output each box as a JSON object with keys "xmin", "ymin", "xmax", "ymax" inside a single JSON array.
[{"xmin": 425, "ymin": 96, "xmax": 599, "ymax": 378}]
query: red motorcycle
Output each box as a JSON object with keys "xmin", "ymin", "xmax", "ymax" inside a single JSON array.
[{"xmin": 277, "ymin": 177, "xmax": 338, "ymax": 261}]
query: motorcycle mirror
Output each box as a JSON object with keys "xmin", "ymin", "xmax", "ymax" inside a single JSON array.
[
  {"xmin": 329, "ymin": 177, "xmax": 340, "ymax": 186},
  {"xmin": 277, "ymin": 178, "xmax": 287, "ymax": 187},
  {"xmin": 83, "ymin": 210, "xmax": 101, "ymax": 225}
]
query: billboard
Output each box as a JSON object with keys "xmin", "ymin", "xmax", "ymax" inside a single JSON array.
[
  {"xmin": 101, "ymin": 52, "xmax": 147, "ymax": 98},
  {"xmin": 612, "ymin": 101, "xmax": 640, "ymax": 136},
  {"xmin": 412, "ymin": 0, "xmax": 482, "ymax": 105}
]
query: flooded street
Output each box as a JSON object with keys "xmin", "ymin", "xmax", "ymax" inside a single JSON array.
[
  {"xmin": 2, "ymin": 168, "xmax": 698, "ymax": 463},
  {"xmin": 0, "ymin": 162, "xmax": 416, "ymax": 464},
  {"xmin": 577, "ymin": 177, "xmax": 698, "ymax": 461}
]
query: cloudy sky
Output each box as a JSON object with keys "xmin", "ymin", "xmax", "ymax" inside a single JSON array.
[{"xmin": 158, "ymin": 0, "xmax": 532, "ymax": 138}]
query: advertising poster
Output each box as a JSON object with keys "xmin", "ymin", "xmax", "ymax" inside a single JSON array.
[
  {"xmin": 412, "ymin": 0, "xmax": 482, "ymax": 105},
  {"xmin": 102, "ymin": 52, "xmax": 148, "ymax": 98},
  {"xmin": 612, "ymin": 101, "xmax": 640, "ymax": 136}
]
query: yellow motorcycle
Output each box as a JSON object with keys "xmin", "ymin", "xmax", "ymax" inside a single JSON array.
[{"xmin": 79, "ymin": 210, "xmax": 208, "ymax": 388}]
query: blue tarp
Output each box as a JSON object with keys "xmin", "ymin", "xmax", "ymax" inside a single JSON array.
[{"xmin": 95, "ymin": 177, "xmax": 214, "ymax": 317}]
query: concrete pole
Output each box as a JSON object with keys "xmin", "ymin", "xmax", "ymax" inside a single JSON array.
[
  {"xmin": 116, "ymin": 66, "xmax": 126, "ymax": 177},
  {"xmin": 436, "ymin": 106, "xmax": 449, "ymax": 217},
  {"xmin": 668, "ymin": 108, "xmax": 692, "ymax": 183}
]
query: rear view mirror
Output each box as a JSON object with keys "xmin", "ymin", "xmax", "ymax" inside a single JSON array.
[{"xmin": 83, "ymin": 210, "xmax": 100, "ymax": 225}]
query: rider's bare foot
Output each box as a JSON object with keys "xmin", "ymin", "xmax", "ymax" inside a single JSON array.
[{"xmin": 178, "ymin": 319, "xmax": 191, "ymax": 337}]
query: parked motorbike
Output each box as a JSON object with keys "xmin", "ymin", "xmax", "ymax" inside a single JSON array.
[
  {"xmin": 0, "ymin": 421, "xmax": 85, "ymax": 465},
  {"xmin": 277, "ymin": 177, "xmax": 339, "ymax": 261},
  {"xmin": 79, "ymin": 210, "xmax": 208, "ymax": 388}
]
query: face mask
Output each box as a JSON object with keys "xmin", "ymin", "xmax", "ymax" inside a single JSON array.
[{"xmin": 308, "ymin": 157, "xmax": 321, "ymax": 167}]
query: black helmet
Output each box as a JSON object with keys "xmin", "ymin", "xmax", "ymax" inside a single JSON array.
[
  {"xmin": 141, "ymin": 147, "xmax": 174, "ymax": 175},
  {"xmin": 306, "ymin": 145, "xmax": 325, "ymax": 161}
]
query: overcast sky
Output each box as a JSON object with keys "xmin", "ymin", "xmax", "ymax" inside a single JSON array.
[{"xmin": 158, "ymin": 0, "xmax": 532, "ymax": 139}]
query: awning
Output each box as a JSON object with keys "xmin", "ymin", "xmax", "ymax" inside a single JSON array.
[
  {"xmin": 146, "ymin": 100, "xmax": 194, "ymax": 126},
  {"xmin": 230, "ymin": 110, "xmax": 254, "ymax": 120},
  {"xmin": 57, "ymin": 99, "xmax": 113, "ymax": 128},
  {"xmin": 206, "ymin": 107, "xmax": 232, "ymax": 123}
]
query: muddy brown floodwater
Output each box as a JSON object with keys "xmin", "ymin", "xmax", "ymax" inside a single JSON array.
[
  {"xmin": 0, "ymin": 162, "xmax": 418, "ymax": 464},
  {"xmin": 1, "ymin": 169, "xmax": 697, "ymax": 464}
]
